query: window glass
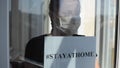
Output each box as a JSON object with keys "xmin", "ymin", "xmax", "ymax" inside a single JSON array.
[
  {"xmin": 9, "ymin": 0, "xmax": 118, "ymax": 68},
  {"xmin": 96, "ymin": 0, "xmax": 117, "ymax": 68}
]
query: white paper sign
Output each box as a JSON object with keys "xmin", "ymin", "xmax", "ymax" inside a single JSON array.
[{"xmin": 44, "ymin": 37, "xmax": 96, "ymax": 68}]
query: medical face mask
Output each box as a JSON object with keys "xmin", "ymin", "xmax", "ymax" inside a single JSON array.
[
  {"xmin": 54, "ymin": 0, "xmax": 81, "ymax": 35},
  {"xmin": 55, "ymin": 16, "xmax": 80, "ymax": 35}
]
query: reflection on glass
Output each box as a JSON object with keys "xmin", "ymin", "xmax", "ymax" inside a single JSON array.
[
  {"xmin": 96, "ymin": 0, "xmax": 117, "ymax": 68},
  {"xmin": 9, "ymin": 0, "xmax": 118, "ymax": 68},
  {"xmin": 10, "ymin": 0, "xmax": 46, "ymax": 61}
]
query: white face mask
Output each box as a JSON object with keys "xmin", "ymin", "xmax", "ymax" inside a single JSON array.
[
  {"xmin": 55, "ymin": 0, "xmax": 81, "ymax": 35},
  {"xmin": 56, "ymin": 16, "xmax": 80, "ymax": 35}
]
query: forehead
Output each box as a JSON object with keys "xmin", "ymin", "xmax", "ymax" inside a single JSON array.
[
  {"xmin": 59, "ymin": 0, "xmax": 80, "ymax": 16},
  {"xmin": 59, "ymin": 0, "xmax": 79, "ymax": 9}
]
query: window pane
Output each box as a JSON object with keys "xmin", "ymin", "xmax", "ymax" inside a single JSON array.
[
  {"xmin": 9, "ymin": 0, "xmax": 118, "ymax": 68},
  {"xmin": 96, "ymin": 0, "xmax": 117, "ymax": 68}
]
